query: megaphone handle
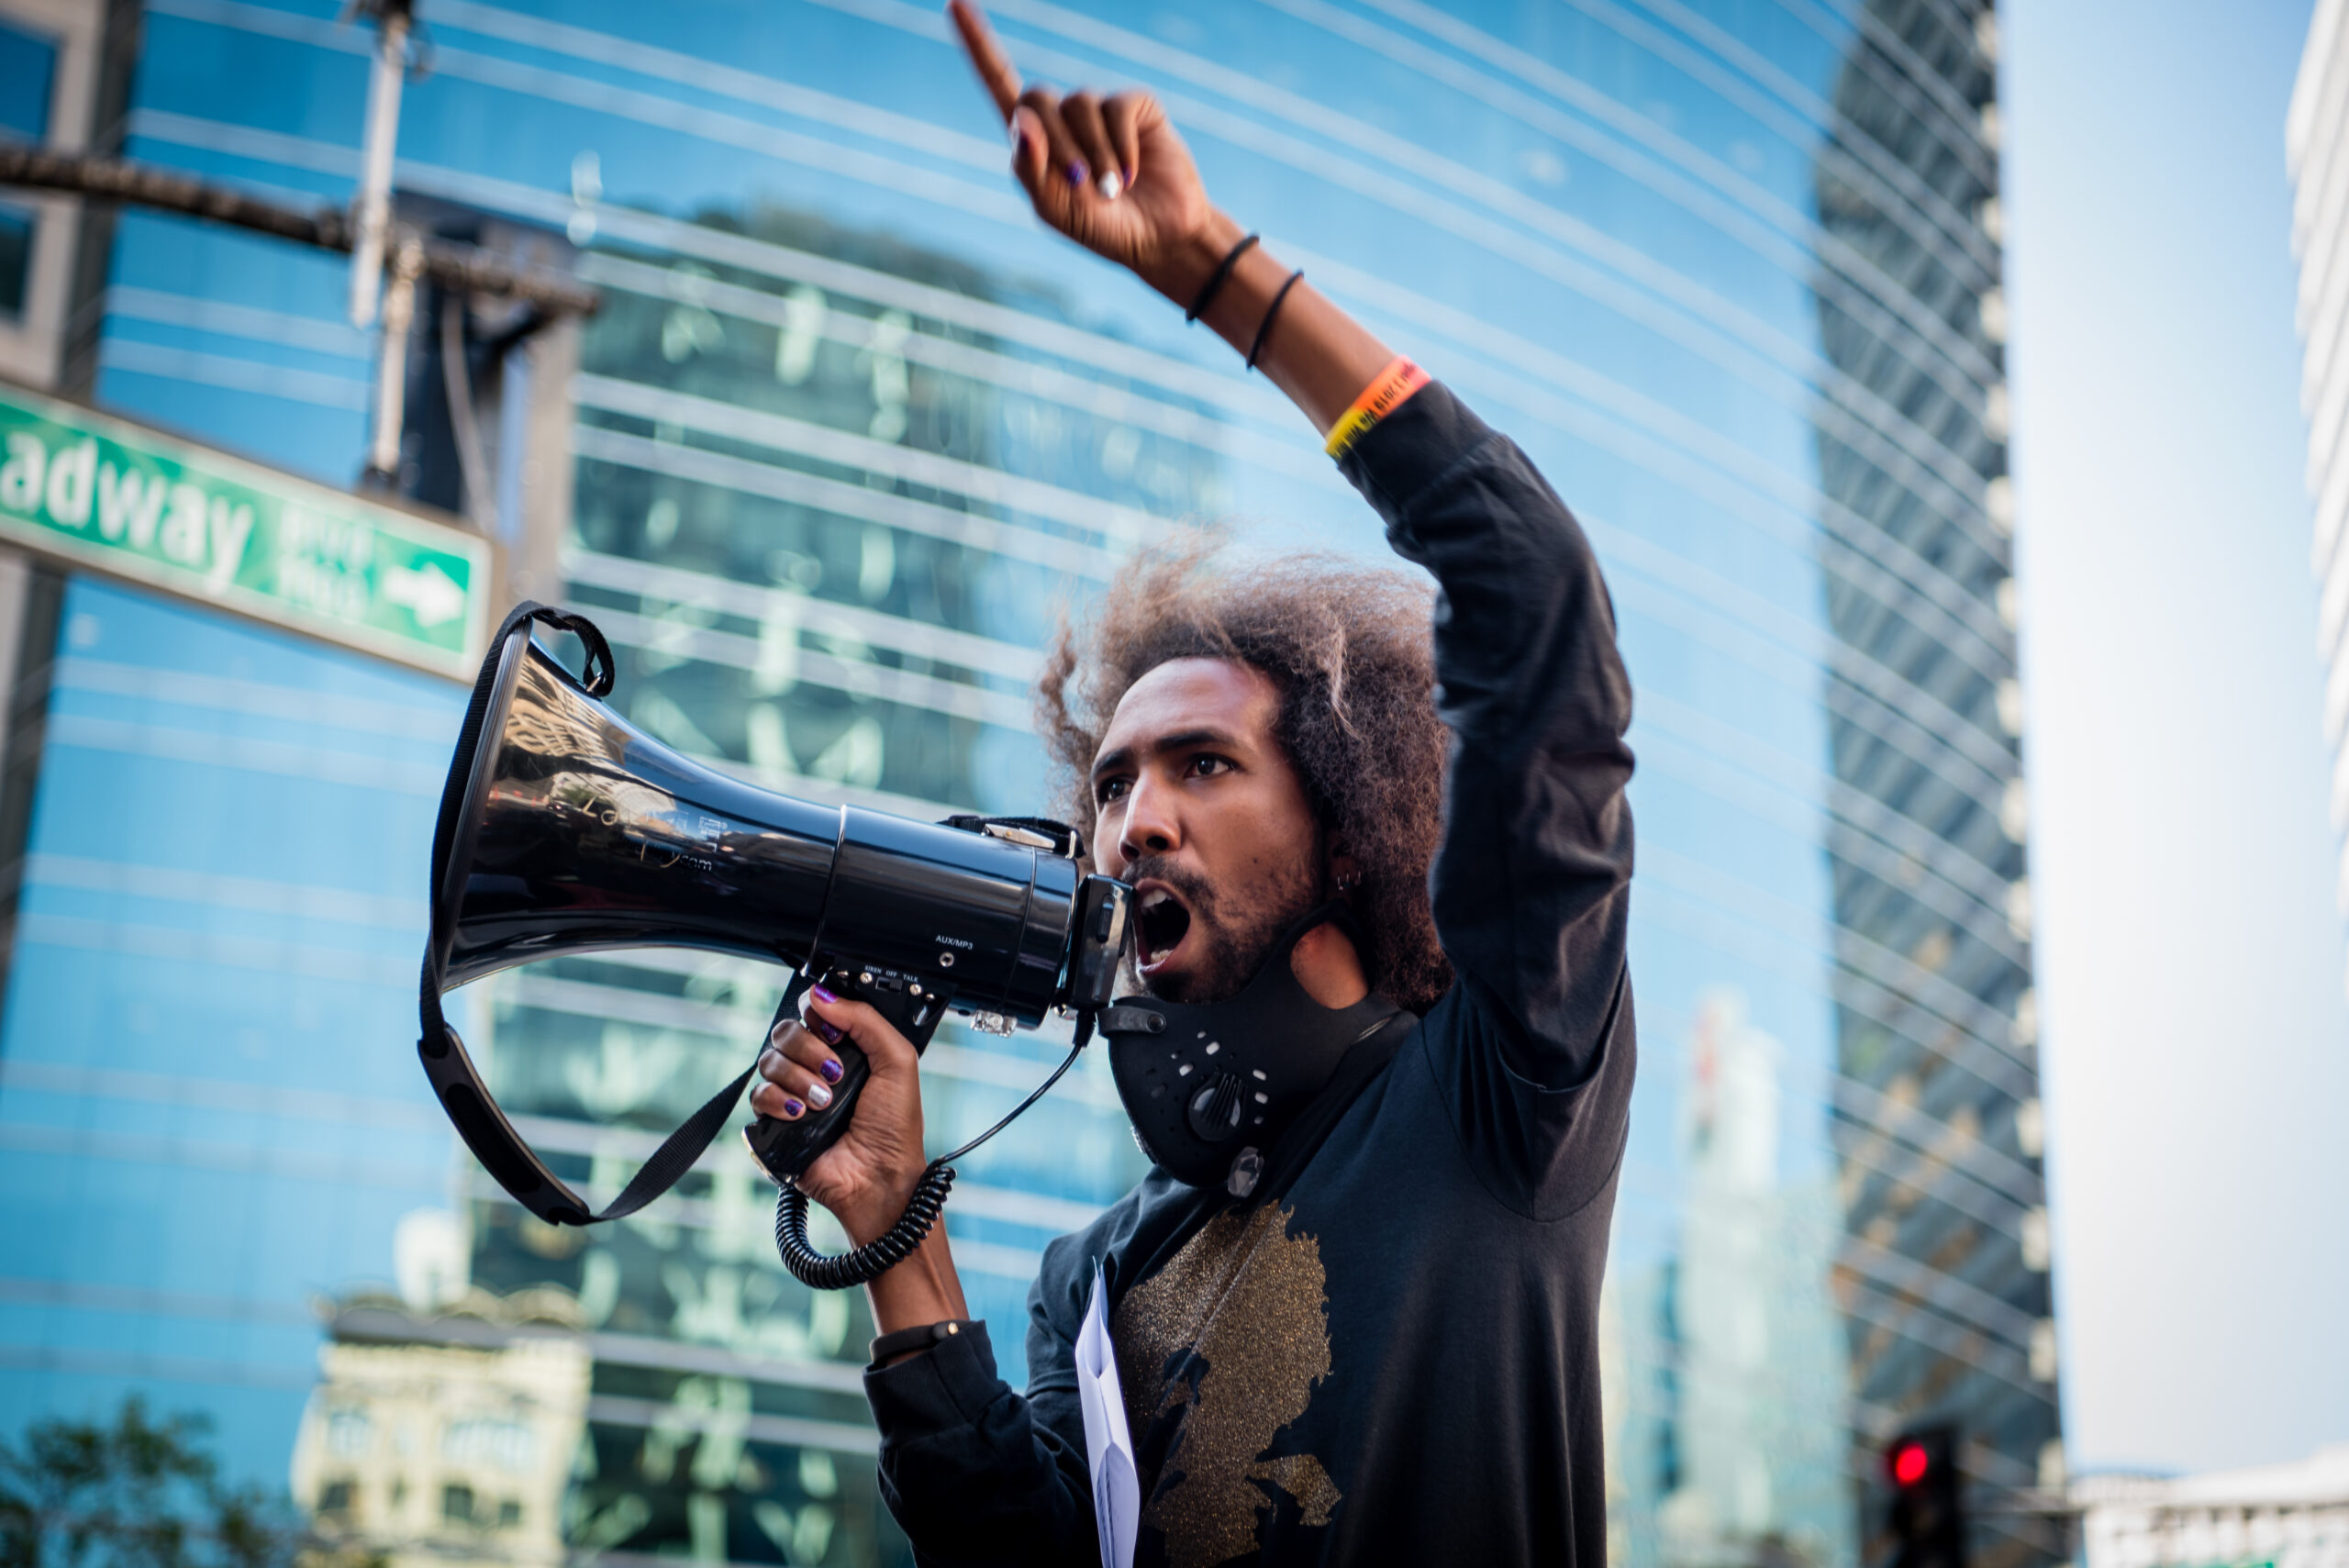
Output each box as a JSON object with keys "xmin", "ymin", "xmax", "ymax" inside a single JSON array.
[
  {"xmin": 740, "ymin": 962, "xmax": 948, "ymax": 1184},
  {"xmin": 743, "ymin": 1040, "xmax": 869, "ymax": 1182},
  {"xmin": 769, "ymin": 1006, "xmax": 1097, "ymax": 1290}
]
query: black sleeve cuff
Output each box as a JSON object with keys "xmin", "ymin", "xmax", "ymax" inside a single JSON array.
[
  {"xmin": 1335, "ymin": 380, "xmax": 1499, "ymax": 528},
  {"xmin": 863, "ymin": 1318, "xmax": 1007, "ymax": 1436}
]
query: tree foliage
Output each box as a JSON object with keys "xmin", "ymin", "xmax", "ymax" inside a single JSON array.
[{"xmin": 0, "ymin": 1399, "xmax": 356, "ymax": 1568}]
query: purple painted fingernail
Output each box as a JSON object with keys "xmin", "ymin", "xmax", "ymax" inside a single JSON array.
[
  {"xmin": 819, "ymin": 1057, "xmax": 843, "ymax": 1084},
  {"xmin": 812, "ymin": 984, "xmax": 838, "ymax": 1004},
  {"xmin": 812, "ymin": 1018, "xmax": 844, "ymax": 1045},
  {"xmin": 1066, "ymin": 159, "xmax": 1089, "ymax": 188},
  {"xmin": 1124, "ymin": 164, "xmax": 1137, "ymax": 188},
  {"xmin": 783, "ymin": 1097, "xmax": 805, "ymax": 1118}
]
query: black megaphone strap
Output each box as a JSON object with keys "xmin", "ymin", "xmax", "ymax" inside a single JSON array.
[{"xmin": 417, "ymin": 601, "xmax": 751, "ymax": 1228}]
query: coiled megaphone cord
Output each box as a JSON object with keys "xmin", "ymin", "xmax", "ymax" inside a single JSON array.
[
  {"xmin": 774, "ymin": 1162, "xmax": 957, "ymax": 1292},
  {"xmin": 773, "ymin": 1010, "xmax": 1097, "ymax": 1290}
]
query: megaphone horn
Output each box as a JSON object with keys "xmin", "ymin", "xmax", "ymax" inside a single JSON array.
[{"xmin": 415, "ymin": 604, "xmax": 1131, "ymax": 1245}]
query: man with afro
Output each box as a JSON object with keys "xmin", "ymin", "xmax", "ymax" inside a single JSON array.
[{"xmin": 754, "ymin": 6, "xmax": 1638, "ymax": 1562}]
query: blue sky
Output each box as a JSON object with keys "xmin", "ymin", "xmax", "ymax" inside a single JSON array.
[{"xmin": 2006, "ymin": 0, "xmax": 2349, "ymax": 1474}]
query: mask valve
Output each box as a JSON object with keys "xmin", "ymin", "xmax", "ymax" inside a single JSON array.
[{"xmin": 1187, "ymin": 1073, "xmax": 1246, "ymax": 1142}]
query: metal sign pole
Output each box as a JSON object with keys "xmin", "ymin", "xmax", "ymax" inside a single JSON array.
[
  {"xmin": 0, "ymin": 150, "xmax": 599, "ymax": 318},
  {"xmin": 366, "ymin": 234, "xmax": 424, "ymax": 486},
  {"xmin": 347, "ymin": 0, "xmax": 414, "ymax": 330}
]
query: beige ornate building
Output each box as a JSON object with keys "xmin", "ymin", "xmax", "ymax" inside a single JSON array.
[
  {"xmin": 288, "ymin": 1291, "xmax": 591, "ymax": 1568},
  {"xmin": 2075, "ymin": 1446, "xmax": 2349, "ymax": 1568}
]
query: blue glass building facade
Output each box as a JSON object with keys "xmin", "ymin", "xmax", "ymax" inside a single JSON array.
[
  {"xmin": 0, "ymin": 575, "xmax": 468, "ymax": 1466},
  {"xmin": 0, "ymin": 0, "xmax": 2059, "ymax": 1564}
]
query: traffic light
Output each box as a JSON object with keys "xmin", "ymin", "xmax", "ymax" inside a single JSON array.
[{"xmin": 1886, "ymin": 1426, "xmax": 1965, "ymax": 1568}]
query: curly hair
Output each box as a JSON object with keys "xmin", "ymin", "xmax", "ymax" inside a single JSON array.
[{"xmin": 1036, "ymin": 534, "xmax": 1454, "ymax": 1014}]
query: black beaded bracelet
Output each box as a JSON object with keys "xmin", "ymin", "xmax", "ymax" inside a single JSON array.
[
  {"xmin": 1186, "ymin": 232, "xmax": 1258, "ymax": 323},
  {"xmin": 871, "ymin": 1318, "xmax": 974, "ymax": 1365},
  {"xmin": 1247, "ymin": 269, "xmax": 1305, "ymax": 372}
]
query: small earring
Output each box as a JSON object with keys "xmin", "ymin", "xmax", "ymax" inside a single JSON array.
[{"xmin": 1336, "ymin": 871, "xmax": 1362, "ymax": 893}]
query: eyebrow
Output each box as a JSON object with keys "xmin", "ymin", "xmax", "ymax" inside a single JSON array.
[{"xmin": 1090, "ymin": 727, "xmax": 1246, "ymax": 783}]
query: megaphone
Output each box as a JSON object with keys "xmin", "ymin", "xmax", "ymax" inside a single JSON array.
[{"xmin": 416, "ymin": 605, "xmax": 1132, "ymax": 1264}]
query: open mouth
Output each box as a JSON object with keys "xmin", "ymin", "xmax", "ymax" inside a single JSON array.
[{"xmin": 1135, "ymin": 884, "xmax": 1194, "ymax": 969}]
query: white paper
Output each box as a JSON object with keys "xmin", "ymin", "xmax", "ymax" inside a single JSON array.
[{"xmin": 1074, "ymin": 1262, "xmax": 1139, "ymax": 1568}]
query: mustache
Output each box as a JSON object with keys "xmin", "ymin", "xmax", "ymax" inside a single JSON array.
[{"xmin": 1122, "ymin": 855, "xmax": 1219, "ymax": 922}]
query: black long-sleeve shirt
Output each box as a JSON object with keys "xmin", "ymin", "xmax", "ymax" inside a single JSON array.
[{"xmin": 863, "ymin": 383, "xmax": 1637, "ymax": 1567}]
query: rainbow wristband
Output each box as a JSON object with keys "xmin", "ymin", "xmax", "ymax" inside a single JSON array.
[{"xmin": 1324, "ymin": 357, "xmax": 1431, "ymax": 460}]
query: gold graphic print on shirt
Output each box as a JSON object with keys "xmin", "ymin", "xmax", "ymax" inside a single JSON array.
[{"xmin": 1112, "ymin": 1204, "xmax": 1341, "ymax": 1568}]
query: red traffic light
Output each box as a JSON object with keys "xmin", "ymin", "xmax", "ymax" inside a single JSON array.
[
  {"xmin": 1884, "ymin": 1428, "xmax": 1964, "ymax": 1568},
  {"xmin": 1891, "ymin": 1440, "xmax": 1931, "ymax": 1487}
]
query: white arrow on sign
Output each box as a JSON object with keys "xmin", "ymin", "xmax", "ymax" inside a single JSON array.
[{"xmin": 383, "ymin": 562, "xmax": 467, "ymax": 628}]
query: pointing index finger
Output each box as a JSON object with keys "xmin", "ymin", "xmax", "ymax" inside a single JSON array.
[{"xmin": 947, "ymin": 0, "xmax": 1022, "ymax": 121}]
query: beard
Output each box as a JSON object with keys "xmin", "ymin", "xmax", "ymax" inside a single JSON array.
[{"xmin": 1124, "ymin": 849, "xmax": 1323, "ymax": 1005}]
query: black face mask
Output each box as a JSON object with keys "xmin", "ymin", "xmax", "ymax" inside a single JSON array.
[{"xmin": 1102, "ymin": 903, "xmax": 1401, "ymax": 1195}]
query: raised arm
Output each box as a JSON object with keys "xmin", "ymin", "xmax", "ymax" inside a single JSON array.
[
  {"xmin": 951, "ymin": 0, "xmax": 1635, "ymax": 1125},
  {"xmin": 1337, "ymin": 385, "xmax": 1637, "ymax": 1214}
]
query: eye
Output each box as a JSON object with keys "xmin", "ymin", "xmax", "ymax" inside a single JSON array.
[
  {"xmin": 1096, "ymin": 775, "xmax": 1131, "ymax": 805},
  {"xmin": 1186, "ymin": 755, "xmax": 1233, "ymax": 780}
]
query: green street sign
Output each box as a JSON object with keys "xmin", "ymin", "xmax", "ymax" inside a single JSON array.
[{"xmin": 0, "ymin": 382, "xmax": 492, "ymax": 679}]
